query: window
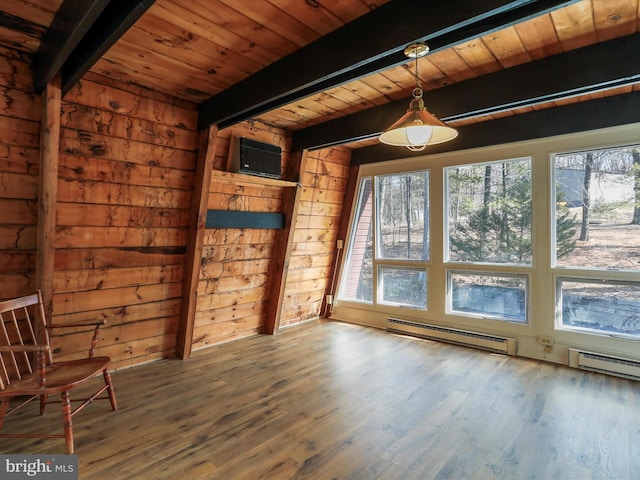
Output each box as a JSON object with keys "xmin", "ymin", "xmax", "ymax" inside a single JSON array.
[
  {"xmin": 335, "ymin": 127, "xmax": 640, "ymax": 363},
  {"xmin": 376, "ymin": 172, "xmax": 429, "ymax": 261},
  {"xmin": 340, "ymin": 177, "xmax": 373, "ymax": 303},
  {"xmin": 338, "ymin": 172, "xmax": 429, "ymax": 310},
  {"xmin": 553, "ymin": 144, "xmax": 640, "ymax": 339},
  {"xmin": 558, "ymin": 278, "xmax": 640, "ymax": 338},
  {"xmin": 449, "ymin": 271, "xmax": 527, "ymax": 323},
  {"xmin": 553, "ymin": 144, "xmax": 640, "ymax": 271},
  {"xmin": 444, "ymin": 158, "xmax": 532, "ymax": 324},
  {"xmin": 446, "ymin": 158, "xmax": 532, "ymax": 265},
  {"xmin": 379, "ymin": 266, "xmax": 427, "ymax": 309}
]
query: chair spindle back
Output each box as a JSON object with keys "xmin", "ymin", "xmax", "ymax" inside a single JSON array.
[{"xmin": 0, "ymin": 292, "xmax": 52, "ymax": 390}]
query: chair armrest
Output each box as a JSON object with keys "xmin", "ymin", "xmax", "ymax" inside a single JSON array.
[
  {"xmin": 0, "ymin": 345, "xmax": 50, "ymax": 352},
  {"xmin": 46, "ymin": 320, "xmax": 106, "ymax": 359}
]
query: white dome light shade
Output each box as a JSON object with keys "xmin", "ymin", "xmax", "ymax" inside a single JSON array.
[{"xmin": 379, "ymin": 101, "xmax": 458, "ymax": 152}]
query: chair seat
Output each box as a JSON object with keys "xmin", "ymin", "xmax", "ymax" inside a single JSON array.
[{"xmin": 0, "ymin": 357, "xmax": 111, "ymax": 396}]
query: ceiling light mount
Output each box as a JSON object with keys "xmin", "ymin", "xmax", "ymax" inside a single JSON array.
[
  {"xmin": 379, "ymin": 42, "xmax": 458, "ymax": 152},
  {"xmin": 404, "ymin": 42, "xmax": 429, "ymax": 59}
]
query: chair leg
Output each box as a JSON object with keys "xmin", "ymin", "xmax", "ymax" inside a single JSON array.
[
  {"xmin": 40, "ymin": 394, "xmax": 48, "ymax": 415},
  {"xmin": 61, "ymin": 391, "xmax": 74, "ymax": 454},
  {"xmin": 0, "ymin": 399, "xmax": 9, "ymax": 431},
  {"xmin": 103, "ymin": 369, "xmax": 117, "ymax": 410}
]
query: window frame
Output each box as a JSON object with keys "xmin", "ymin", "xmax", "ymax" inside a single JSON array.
[
  {"xmin": 444, "ymin": 156, "xmax": 533, "ymax": 267},
  {"xmin": 550, "ymin": 143, "xmax": 640, "ymax": 272},
  {"xmin": 332, "ymin": 123, "xmax": 640, "ymax": 363},
  {"xmin": 377, "ymin": 264, "xmax": 428, "ymax": 310},
  {"xmin": 555, "ymin": 275, "xmax": 640, "ymax": 340},
  {"xmin": 337, "ymin": 176, "xmax": 374, "ymax": 305},
  {"xmin": 446, "ymin": 269, "xmax": 530, "ymax": 324}
]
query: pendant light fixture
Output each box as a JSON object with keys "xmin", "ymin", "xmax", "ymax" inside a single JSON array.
[{"xmin": 379, "ymin": 42, "xmax": 458, "ymax": 151}]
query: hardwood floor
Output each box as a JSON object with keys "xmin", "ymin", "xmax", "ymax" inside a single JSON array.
[{"xmin": 2, "ymin": 320, "xmax": 639, "ymax": 479}]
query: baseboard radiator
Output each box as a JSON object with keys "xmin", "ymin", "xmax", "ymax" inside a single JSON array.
[
  {"xmin": 387, "ymin": 318, "xmax": 516, "ymax": 356},
  {"xmin": 568, "ymin": 349, "xmax": 640, "ymax": 381}
]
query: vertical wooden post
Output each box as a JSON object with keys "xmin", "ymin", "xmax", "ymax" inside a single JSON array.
[
  {"xmin": 176, "ymin": 125, "xmax": 218, "ymax": 359},
  {"xmin": 36, "ymin": 74, "xmax": 61, "ymax": 319},
  {"xmin": 264, "ymin": 149, "xmax": 308, "ymax": 335}
]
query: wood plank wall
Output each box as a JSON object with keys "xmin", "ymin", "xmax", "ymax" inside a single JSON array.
[
  {"xmin": 0, "ymin": 45, "xmax": 40, "ymax": 299},
  {"xmin": 280, "ymin": 147, "xmax": 351, "ymax": 327},
  {"xmin": 193, "ymin": 126, "xmax": 351, "ymax": 348},
  {"xmin": 49, "ymin": 73, "xmax": 199, "ymax": 369},
  {"xmin": 194, "ymin": 124, "xmax": 292, "ymax": 348},
  {"xmin": 0, "ymin": 40, "xmax": 352, "ymax": 368}
]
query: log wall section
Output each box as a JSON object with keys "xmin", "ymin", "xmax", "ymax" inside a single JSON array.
[
  {"xmin": 280, "ymin": 147, "xmax": 351, "ymax": 327},
  {"xmin": 0, "ymin": 45, "xmax": 40, "ymax": 299},
  {"xmin": 0, "ymin": 42, "xmax": 351, "ymax": 367},
  {"xmin": 194, "ymin": 123, "xmax": 290, "ymax": 349},
  {"xmin": 193, "ymin": 125, "xmax": 351, "ymax": 349},
  {"xmin": 50, "ymin": 74, "xmax": 198, "ymax": 369}
]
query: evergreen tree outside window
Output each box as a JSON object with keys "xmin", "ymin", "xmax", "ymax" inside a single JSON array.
[{"xmin": 446, "ymin": 158, "xmax": 532, "ymax": 265}]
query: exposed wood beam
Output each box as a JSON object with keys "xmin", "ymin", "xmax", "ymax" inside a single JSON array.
[
  {"xmin": 198, "ymin": 0, "xmax": 577, "ymax": 130},
  {"xmin": 60, "ymin": 0, "xmax": 156, "ymax": 96},
  {"xmin": 293, "ymin": 32, "xmax": 640, "ymax": 151},
  {"xmin": 36, "ymin": 74, "xmax": 62, "ymax": 320},
  {"xmin": 33, "ymin": 0, "xmax": 108, "ymax": 94},
  {"xmin": 177, "ymin": 126, "xmax": 218, "ymax": 359},
  {"xmin": 33, "ymin": 0, "xmax": 155, "ymax": 96},
  {"xmin": 351, "ymin": 91, "xmax": 640, "ymax": 165}
]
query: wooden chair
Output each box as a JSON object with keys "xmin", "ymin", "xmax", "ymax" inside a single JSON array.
[{"xmin": 0, "ymin": 290, "xmax": 117, "ymax": 453}]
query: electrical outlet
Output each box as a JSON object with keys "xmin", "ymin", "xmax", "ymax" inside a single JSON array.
[{"xmin": 538, "ymin": 337, "xmax": 555, "ymax": 355}]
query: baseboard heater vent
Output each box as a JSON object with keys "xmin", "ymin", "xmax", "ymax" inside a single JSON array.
[
  {"xmin": 387, "ymin": 318, "xmax": 516, "ymax": 356},
  {"xmin": 568, "ymin": 349, "xmax": 640, "ymax": 381}
]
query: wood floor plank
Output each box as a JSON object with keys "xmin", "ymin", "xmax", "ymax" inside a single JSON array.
[{"xmin": 1, "ymin": 320, "xmax": 639, "ymax": 479}]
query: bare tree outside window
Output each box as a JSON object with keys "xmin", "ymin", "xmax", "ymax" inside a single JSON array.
[
  {"xmin": 376, "ymin": 172, "xmax": 429, "ymax": 261},
  {"xmin": 554, "ymin": 145, "xmax": 640, "ymax": 271}
]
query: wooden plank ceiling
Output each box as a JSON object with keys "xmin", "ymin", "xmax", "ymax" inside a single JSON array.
[{"xmin": 1, "ymin": 0, "xmax": 639, "ymax": 157}]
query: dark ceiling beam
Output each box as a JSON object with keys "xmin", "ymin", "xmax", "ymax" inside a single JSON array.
[
  {"xmin": 60, "ymin": 0, "xmax": 156, "ymax": 96},
  {"xmin": 198, "ymin": 0, "xmax": 578, "ymax": 130},
  {"xmin": 33, "ymin": 0, "xmax": 156, "ymax": 96},
  {"xmin": 33, "ymin": 0, "xmax": 108, "ymax": 94},
  {"xmin": 350, "ymin": 91, "xmax": 640, "ymax": 165},
  {"xmin": 293, "ymin": 32, "xmax": 640, "ymax": 151}
]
